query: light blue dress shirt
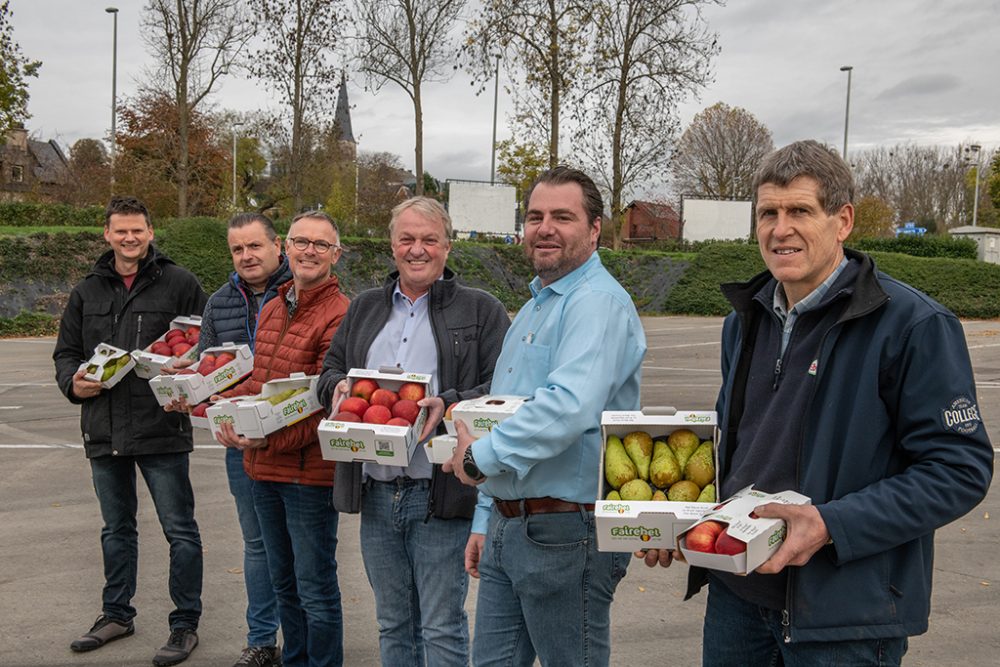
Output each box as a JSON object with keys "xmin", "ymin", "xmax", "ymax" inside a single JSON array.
[
  {"xmin": 471, "ymin": 252, "xmax": 646, "ymax": 533},
  {"xmin": 364, "ymin": 283, "xmax": 439, "ymax": 482}
]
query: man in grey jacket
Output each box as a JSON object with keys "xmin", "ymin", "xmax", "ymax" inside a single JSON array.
[{"xmin": 317, "ymin": 197, "xmax": 510, "ymax": 667}]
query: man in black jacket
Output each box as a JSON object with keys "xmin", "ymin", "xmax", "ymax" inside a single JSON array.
[
  {"xmin": 53, "ymin": 196, "xmax": 208, "ymax": 667},
  {"xmin": 317, "ymin": 197, "xmax": 510, "ymax": 667}
]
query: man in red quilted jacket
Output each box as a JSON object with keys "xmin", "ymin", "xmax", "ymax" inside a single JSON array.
[{"xmin": 215, "ymin": 211, "xmax": 350, "ymax": 667}]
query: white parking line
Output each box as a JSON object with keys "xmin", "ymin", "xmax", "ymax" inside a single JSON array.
[
  {"xmin": 646, "ymin": 341, "xmax": 721, "ymax": 350},
  {"xmin": 642, "ymin": 366, "xmax": 719, "ymax": 373},
  {"xmin": 0, "ymin": 406, "xmax": 22, "ymax": 410},
  {"xmin": 0, "ymin": 382, "xmax": 58, "ymax": 387}
]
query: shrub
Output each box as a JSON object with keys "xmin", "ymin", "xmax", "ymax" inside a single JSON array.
[
  {"xmin": 154, "ymin": 218, "xmax": 231, "ymax": 293},
  {"xmin": 665, "ymin": 243, "xmax": 765, "ymax": 315},
  {"xmin": 849, "ymin": 235, "xmax": 977, "ymax": 260},
  {"xmin": 0, "ymin": 311, "xmax": 60, "ymax": 337},
  {"xmin": 0, "ymin": 202, "xmax": 104, "ymax": 227}
]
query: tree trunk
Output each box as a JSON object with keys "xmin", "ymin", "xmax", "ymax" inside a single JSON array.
[
  {"xmin": 610, "ymin": 45, "xmax": 630, "ymax": 250},
  {"xmin": 177, "ymin": 85, "xmax": 189, "ymax": 217},
  {"xmin": 547, "ymin": 0, "xmax": 559, "ymax": 168}
]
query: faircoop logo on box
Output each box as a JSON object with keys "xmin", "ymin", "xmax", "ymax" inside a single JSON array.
[
  {"xmin": 212, "ymin": 414, "xmax": 234, "ymax": 425},
  {"xmin": 767, "ymin": 525, "xmax": 787, "ymax": 548},
  {"xmin": 213, "ymin": 367, "xmax": 235, "ymax": 383},
  {"xmin": 610, "ymin": 524, "xmax": 662, "ymax": 542},
  {"xmin": 684, "ymin": 413, "xmax": 712, "ymax": 423},
  {"xmin": 155, "ymin": 386, "xmax": 174, "ymax": 397},
  {"xmin": 327, "ymin": 437, "xmax": 366, "ymax": 453},
  {"xmin": 472, "ymin": 417, "xmax": 500, "ymax": 431},
  {"xmin": 282, "ymin": 399, "xmax": 309, "ymax": 417}
]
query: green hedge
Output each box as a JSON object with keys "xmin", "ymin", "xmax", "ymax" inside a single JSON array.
[
  {"xmin": 848, "ymin": 235, "xmax": 977, "ymax": 260},
  {"xmin": 0, "ymin": 311, "xmax": 60, "ymax": 337},
  {"xmin": 0, "ymin": 202, "xmax": 104, "ymax": 227}
]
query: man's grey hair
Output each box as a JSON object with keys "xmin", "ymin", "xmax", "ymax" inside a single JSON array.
[
  {"xmin": 389, "ymin": 197, "xmax": 453, "ymax": 239},
  {"xmin": 753, "ymin": 140, "xmax": 855, "ymax": 215},
  {"xmin": 291, "ymin": 210, "xmax": 340, "ymax": 237}
]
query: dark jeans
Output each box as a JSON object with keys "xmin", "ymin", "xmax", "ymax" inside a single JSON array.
[
  {"xmin": 254, "ymin": 480, "xmax": 343, "ymax": 667},
  {"xmin": 225, "ymin": 447, "xmax": 279, "ymax": 647},
  {"xmin": 703, "ymin": 579, "xmax": 909, "ymax": 667},
  {"xmin": 90, "ymin": 452, "xmax": 203, "ymax": 630}
]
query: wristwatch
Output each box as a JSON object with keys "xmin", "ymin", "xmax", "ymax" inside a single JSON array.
[{"xmin": 462, "ymin": 446, "xmax": 486, "ymax": 482}]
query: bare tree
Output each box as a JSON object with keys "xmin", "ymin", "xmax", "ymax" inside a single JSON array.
[
  {"xmin": 671, "ymin": 102, "xmax": 774, "ymax": 199},
  {"xmin": 574, "ymin": 0, "xmax": 720, "ymax": 250},
  {"xmin": 249, "ymin": 0, "xmax": 344, "ymax": 211},
  {"xmin": 463, "ymin": 0, "xmax": 593, "ymax": 167},
  {"xmin": 143, "ymin": 0, "xmax": 250, "ymax": 216},
  {"xmin": 353, "ymin": 0, "xmax": 465, "ymax": 196}
]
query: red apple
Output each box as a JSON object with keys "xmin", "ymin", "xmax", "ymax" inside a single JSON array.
[
  {"xmin": 444, "ymin": 403, "xmax": 456, "ymax": 420},
  {"xmin": 185, "ymin": 325, "xmax": 201, "ymax": 338},
  {"xmin": 363, "ymin": 404, "xmax": 392, "ymax": 425},
  {"xmin": 351, "ymin": 378, "xmax": 379, "ymax": 401},
  {"xmin": 171, "ymin": 342, "xmax": 193, "ymax": 357},
  {"xmin": 214, "ymin": 352, "xmax": 236, "ymax": 369},
  {"xmin": 714, "ymin": 530, "xmax": 747, "ymax": 555},
  {"xmin": 340, "ymin": 397, "xmax": 369, "ymax": 419},
  {"xmin": 370, "ymin": 388, "xmax": 399, "ymax": 409},
  {"xmin": 392, "ymin": 399, "xmax": 420, "ymax": 424},
  {"xmin": 192, "ymin": 403, "xmax": 209, "ymax": 417},
  {"xmin": 177, "ymin": 368, "xmax": 196, "ymax": 375},
  {"xmin": 397, "ymin": 382, "xmax": 425, "ymax": 402},
  {"xmin": 332, "ymin": 411, "xmax": 360, "ymax": 423},
  {"xmin": 386, "ymin": 417, "xmax": 410, "ymax": 427},
  {"xmin": 685, "ymin": 520, "xmax": 726, "ymax": 553},
  {"xmin": 151, "ymin": 341, "xmax": 173, "ymax": 356},
  {"xmin": 196, "ymin": 355, "xmax": 216, "ymax": 376},
  {"xmin": 165, "ymin": 329, "xmax": 185, "ymax": 343}
]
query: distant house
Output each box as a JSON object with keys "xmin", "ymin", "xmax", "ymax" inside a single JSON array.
[
  {"xmin": 0, "ymin": 126, "xmax": 72, "ymax": 202},
  {"xmin": 623, "ymin": 200, "xmax": 681, "ymax": 242}
]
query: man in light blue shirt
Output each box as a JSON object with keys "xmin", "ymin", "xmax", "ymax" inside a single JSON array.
[{"xmin": 445, "ymin": 166, "xmax": 646, "ymax": 667}]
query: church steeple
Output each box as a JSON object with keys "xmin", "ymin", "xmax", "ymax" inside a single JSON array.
[{"xmin": 334, "ymin": 72, "xmax": 355, "ymax": 145}]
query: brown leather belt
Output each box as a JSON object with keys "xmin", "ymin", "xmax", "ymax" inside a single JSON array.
[{"xmin": 494, "ymin": 497, "xmax": 595, "ymax": 518}]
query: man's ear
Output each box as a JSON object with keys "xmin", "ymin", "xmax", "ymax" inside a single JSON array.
[{"xmin": 835, "ymin": 204, "xmax": 854, "ymax": 242}]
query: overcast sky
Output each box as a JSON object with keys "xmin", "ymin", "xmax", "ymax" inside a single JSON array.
[{"xmin": 8, "ymin": 0, "xmax": 1000, "ymax": 191}]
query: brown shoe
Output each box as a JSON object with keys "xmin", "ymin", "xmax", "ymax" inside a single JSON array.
[
  {"xmin": 70, "ymin": 614, "xmax": 135, "ymax": 652},
  {"xmin": 152, "ymin": 628, "xmax": 199, "ymax": 666}
]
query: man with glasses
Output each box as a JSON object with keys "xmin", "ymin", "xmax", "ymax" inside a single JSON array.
[
  {"xmin": 215, "ymin": 211, "xmax": 350, "ymax": 667},
  {"xmin": 164, "ymin": 212, "xmax": 290, "ymax": 667}
]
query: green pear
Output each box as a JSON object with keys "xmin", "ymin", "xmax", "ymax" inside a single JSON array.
[
  {"xmin": 605, "ymin": 490, "xmax": 621, "ymax": 501},
  {"xmin": 651, "ymin": 490, "xmax": 667, "ymax": 501},
  {"xmin": 622, "ymin": 431, "xmax": 653, "ymax": 480},
  {"xmin": 604, "ymin": 435, "xmax": 637, "ymax": 490},
  {"xmin": 668, "ymin": 428, "xmax": 701, "ymax": 470},
  {"xmin": 649, "ymin": 442, "xmax": 681, "ymax": 489},
  {"xmin": 697, "ymin": 484, "xmax": 716, "ymax": 503},
  {"xmin": 619, "ymin": 479, "xmax": 653, "ymax": 501},
  {"xmin": 684, "ymin": 442, "xmax": 716, "ymax": 488},
  {"xmin": 86, "ymin": 364, "xmax": 99, "ymax": 375},
  {"xmin": 100, "ymin": 364, "xmax": 116, "ymax": 382},
  {"xmin": 667, "ymin": 480, "xmax": 701, "ymax": 502}
]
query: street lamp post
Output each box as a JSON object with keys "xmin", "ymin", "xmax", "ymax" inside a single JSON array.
[
  {"xmin": 490, "ymin": 54, "xmax": 501, "ymax": 186},
  {"xmin": 232, "ymin": 122, "xmax": 245, "ymax": 208},
  {"xmin": 106, "ymin": 7, "xmax": 118, "ymax": 193},
  {"xmin": 968, "ymin": 144, "xmax": 982, "ymax": 227},
  {"xmin": 840, "ymin": 65, "xmax": 853, "ymax": 163}
]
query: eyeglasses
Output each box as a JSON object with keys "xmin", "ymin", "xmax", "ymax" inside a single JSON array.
[{"xmin": 288, "ymin": 236, "xmax": 340, "ymax": 254}]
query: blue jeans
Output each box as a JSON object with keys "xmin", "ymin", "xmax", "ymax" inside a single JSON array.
[
  {"xmin": 226, "ymin": 447, "xmax": 279, "ymax": 647},
  {"xmin": 473, "ymin": 505, "xmax": 629, "ymax": 667},
  {"xmin": 253, "ymin": 481, "xmax": 343, "ymax": 667},
  {"xmin": 703, "ymin": 579, "xmax": 909, "ymax": 667},
  {"xmin": 360, "ymin": 478, "xmax": 470, "ymax": 667},
  {"xmin": 90, "ymin": 452, "xmax": 202, "ymax": 630}
]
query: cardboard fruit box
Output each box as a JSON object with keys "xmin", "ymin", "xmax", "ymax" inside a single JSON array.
[
  {"xmin": 443, "ymin": 395, "xmax": 532, "ymax": 438},
  {"xmin": 205, "ymin": 395, "xmax": 258, "ymax": 440},
  {"xmin": 170, "ymin": 343, "xmax": 253, "ymax": 405},
  {"xmin": 188, "ymin": 401, "xmax": 212, "ymax": 430},
  {"xmin": 424, "ymin": 434, "xmax": 458, "ymax": 465},
  {"xmin": 131, "ymin": 315, "xmax": 203, "ymax": 379},
  {"xmin": 80, "ymin": 343, "xmax": 136, "ymax": 389},
  {"xmin": 317, "ymin": 368, "xmax": 432, "ymax": 466},
  {"xmin": 221, "ymin": 373, "xmax": 322, "ymax": 440},
  {"xmin": 148, "ymin": 374, "xmax": 182, "ymax": 407},
  {"xmin": 595, "ymin": 408, "xmax": 720, "ymax": 553},
  {"xmin": 676, "ymin": 486, "xmax": 811, "ymax": 575}
]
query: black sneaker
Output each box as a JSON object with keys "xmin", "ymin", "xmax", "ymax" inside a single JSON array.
[
  {"xmin": 233, "ymin": 645, "xmax": 282, "ymax": 667},
  {"xmin": 70, "ymin": 614, "xmax": 135, "ymax": 652},
  {"xmin": 152, "ymin": 628, "xmax": 199, "ymax": 666}
]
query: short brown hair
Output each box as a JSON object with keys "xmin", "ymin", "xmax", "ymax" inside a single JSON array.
[
  {"xmin": 525, "ymin": 166, "xmax": 603, "ymax": 227},
  {"xmin": 753, "ymin": 140, "xmax": 854, "ymax": 215},
  {"xmin": 229, "ymin": 212, "xmax": 277, "ymax": 241},
  {"xmin": 105, "ymin": 196, "xmax": 151, "ymax": 227}
]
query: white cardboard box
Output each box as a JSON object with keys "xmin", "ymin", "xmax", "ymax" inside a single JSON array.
[
  {"xmin": 80, "ymin": 343, "xmax": 136, "ymax": 389},
  {"xmin": 676, "ymin": 485, "xmax": 811, "ymax": 574},
  {"xmin": 170, "ymin": 343, "xmax": 253, "ymax": 405},
  {"xmin": 595, "ymin": 408, "xmax": 720, "ymax": 553},
  {"xmin": 148, "ymin": 374, "xmax": 182, "ymax": 406},
  {"xmin": 205, "ymin": 395, "xmax": 257, "ymax": 439},
  {"xmin": 131, "ymin": 315, "xmax": 203, "ymax": 379},
  {"xmin": 443, "ymin": 395, "xmax": 531, "ymax": 437},
  {"xmin": 228, "ymin": 374, "xmax": 323, "ymax": 440},
  {"xmin": 424, "ymin": 434, "xmax": 458, "ymax": 464},
  {"xmin": 316, "ymin": 368, "xmax": 432, "ymax": 466}
]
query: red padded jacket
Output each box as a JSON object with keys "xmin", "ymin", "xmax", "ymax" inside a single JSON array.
[{"xmin": 226, "ymin": 276, "xmax": 349, "ymax": 486}]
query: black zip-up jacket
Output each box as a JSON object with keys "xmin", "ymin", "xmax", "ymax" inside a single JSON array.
[
  {"xmin": 53, "ymin": 246, "xmax": 208, "ymax": 458},
  {"xmin": 687, "ymin": 249, "xmax": 994, "ymax": 642},
  {"xmin": 317, "ymin": 268, "xmax": 511, "ymax": 519}
]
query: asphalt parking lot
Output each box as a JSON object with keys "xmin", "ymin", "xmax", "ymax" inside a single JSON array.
[{"xmin": 1, "ymin": 315, "xmax": 997, "ymax": 666}]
